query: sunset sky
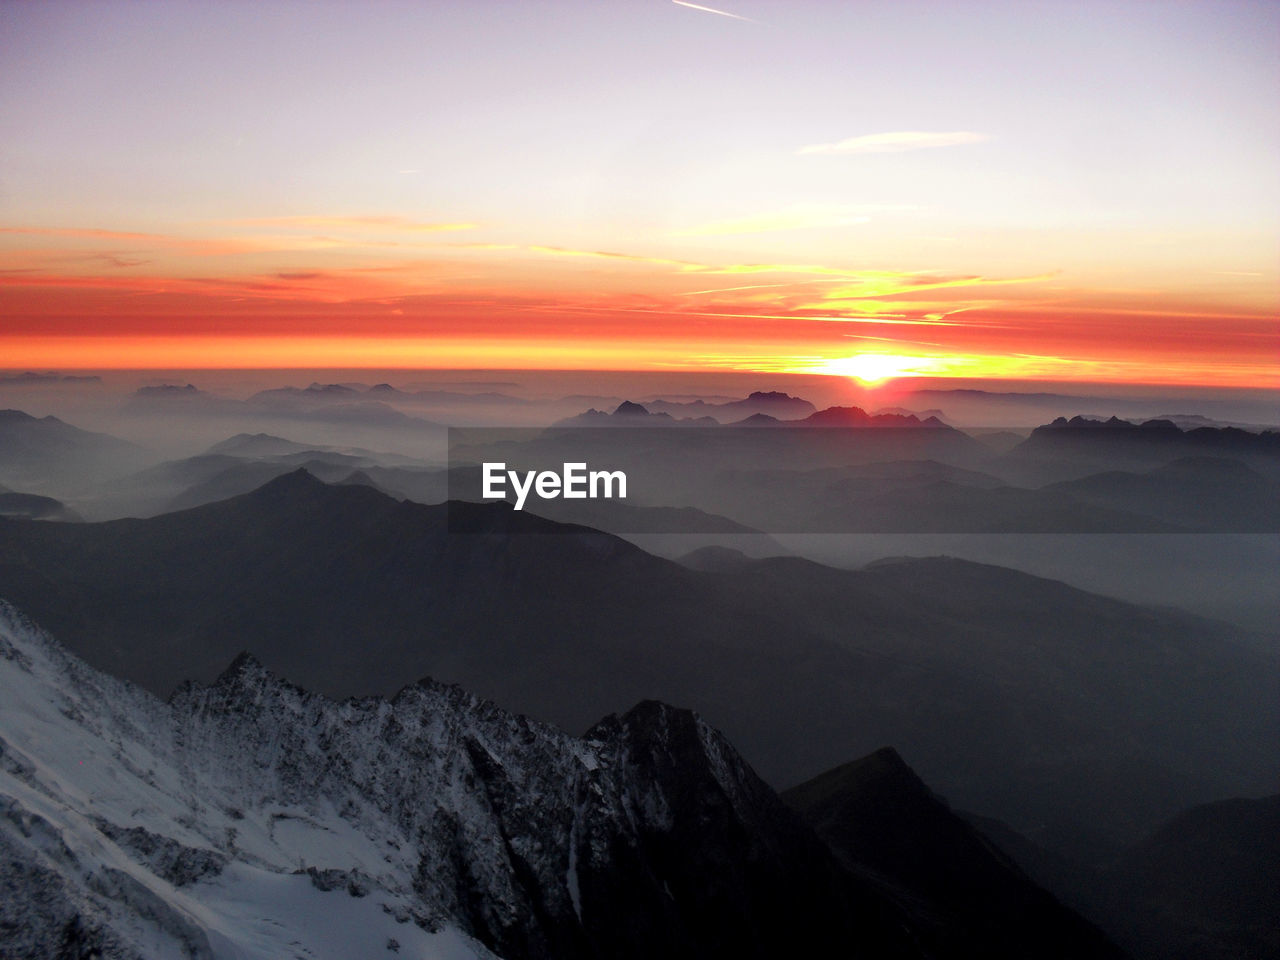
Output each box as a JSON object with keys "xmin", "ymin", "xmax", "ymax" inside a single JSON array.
[{"xmin": 1, "ymin": 0, "xmax": 1276, "ymax": 385}]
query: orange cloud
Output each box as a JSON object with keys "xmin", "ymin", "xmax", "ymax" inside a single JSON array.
[
  {"xmin": 796, "ymin": 271, "xmax": 1054, "ymax": 307},
  {"xmin": 0, "ymin": 226, "xmax": 255, "ymax": 256},
  {"xmin": 229, "ymin": 216, "xmax": 478, "ymax": 232},
  {"xmin": 672, "ymin": 208, "xmax": 876, "ymax": 236},
  {"xmin": 526, "ymin": 245, "xmax": 707, "ymax": 269}
]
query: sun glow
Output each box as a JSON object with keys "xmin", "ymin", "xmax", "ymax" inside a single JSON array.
[{"xmin": 814, "ymin": 354, "xmax": 947, "ymax": 385}]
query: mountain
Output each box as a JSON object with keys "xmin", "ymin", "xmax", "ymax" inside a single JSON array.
[
  {"xmin": 799, "ymin": 406, "xmax": 948, "ymax": 428},
  {"xmin": 82, "ymin": 436, "xmax": 436, "ymax": 519},
  {"xmin": 0, "ymin": 491, "xmax": 82, "ymax": 522},
  {"xmin": 675, "ymin": 545, "xmax": 754, "ymax": 572},
  {"xmin": 1044, "ymin": 456, "xmax": 1280, "ymax": 532},
  {"xmin": 0, "ymin": 472, "xmax": 1274, "ymax": 855},
  {"xmin": 552, "ymin": 401, "xmax": 714, "ymax": 427},
  {"xmin": 705, "ymin": 459, "xmax": 1185, "ymax": 532},
  {"xmin": 0, "ymin": 409, "xmax": 151, "ymax": 495},
  {"xmin": 644, "ymin": 391, "xmax": 817, "ymax": 421},
  {"xmin": 248, "ymin": 382, "xmax": 361, "ymax": 405},
  {"xmin": 0, "ymin": 371, "xmax": 102, "ymax": 385},
  {"xmin": 899, "ymin": 389, "xmax": 1280, "ymax": 428},
  {"xmin": 963, "ymin": 795, "xmax": 1280, "ymax": 960},
  {"xmin": 783, "ymin": 747, "xmax": 1123, "ymax": 958},
  {"xmin": 1008, "ymin": 417, "xmax": 1280, "ymax": 482},
  {"xmin": 1100, "ymin": 794, "xmax": 1280, "ymax": 960},
  {"xmin": 0, "ymin": 605, "xmax": 940, "ymax": 959},
  {"xmin": 205, "ymin": 432, "xmax": 319, "ymax": 457},
  {"xmin": 552, "ymin": 400, "xmax": 956, "ymax": 432}
]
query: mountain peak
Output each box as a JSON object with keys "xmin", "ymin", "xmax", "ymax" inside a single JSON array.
[
  {"xmin": 612, "ymin": 400, "xmax": 650, "ymax": 416},
  {"xmin": 215, "ymin": 650, "xmax": 267, "ymax": 684},
  {"xmin": 0, "ymin": 408, "xmax": 41, "ymax": 423},
  {"xmin": 257, "ymin": 466, "xmax": 329, "ymax": 493}
]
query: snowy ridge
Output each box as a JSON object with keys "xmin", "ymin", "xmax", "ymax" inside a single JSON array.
[
  {"xmin": 0, "ymin": 603, "xmax": 917, "ymax": 959},
  {"xmin": 0, "ymin": 604, "xmax": 498, "ymax": 959}
]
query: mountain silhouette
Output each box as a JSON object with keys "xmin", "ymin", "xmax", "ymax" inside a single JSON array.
[{"xmin": 0, "ymin": 470, "xmax": 1273, "ymax": 855}]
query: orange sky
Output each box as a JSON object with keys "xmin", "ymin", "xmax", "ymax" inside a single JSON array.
[
  {"xmin": 2, "ymin": 2, "xmax": 1277, "ymax": 387},
  {"xmin": 1, "ymin": 231, "xmax": 1275, "ymax": 386}
]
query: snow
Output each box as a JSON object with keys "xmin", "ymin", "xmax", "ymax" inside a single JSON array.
[
  {"xmin": 0, "ymin": 605, "xmax": 500, "ymax": 959},
  {"xmin": 0, "ymin": 601, "xmax": 778, "ymax": 959}
]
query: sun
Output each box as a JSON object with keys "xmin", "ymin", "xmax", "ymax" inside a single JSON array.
[{"xmin": 816, "ymin": 354, "xmax": 946, "ymax": 386}]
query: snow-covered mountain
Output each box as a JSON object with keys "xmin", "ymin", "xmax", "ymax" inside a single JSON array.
[{"xmin": 0, "ymin": 604, "xmax": 921, "ymax": 959}]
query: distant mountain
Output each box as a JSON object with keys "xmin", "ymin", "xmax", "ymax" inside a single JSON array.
[
  {"xmin": 644, "ymin": 390, "xmax": 817, "ymax": 421},
  {"xmin": 0, "ymin": 606, "xmax": 970, "ymax": 959},
  {"xmin": 205, "ymin": 432, "xmax": 317, "ymax": 457},
  {"xmin": 553, "ymin": 401, "xmax": 714, "ymax": 427},
  {"xmin": 899, "ymin": 389, "xmax": 1280, "ymax": 430},
  {"xmin": 0, "ymin": 491, "xmax": 81, "ymax": 522},
  {"xmin": 0, "ymin": 471, "xmax": 1273, "ymax": 854},
  {"xmin": 675, "ymin": 545, "xmax": 755, "ymax": 572},
  {"xmin": 784, "ymin": 747, "xmax": 1122, "ymax": 958},
  {"xmin": 204, "ymin": 432, "xmax": 429, "ymax": 467},
  {"xmin": 1153, "ymin": 413, "xmax": 1279, "ymax": 433},
  {"xmin": 799, "ymin": 406, "xmax": 948, "ymax": 428},
  {"xmin": 0, "ymin": 409, "xmax": 151, "ymax": 495},
  {"xmin": 555, "ymin": 400, "xmax": 964, "ymax": 434},
  {"xmin": 133, "ymin": 383, "xmax": 203, "ymax": 398},
  {"xmin": 367, "ymin": 382, "xmax": 525, "ymax": 405},
  {"xmin": 84, "ymin": 446, "xmax": 385, "ymax": 519},
  {"xmin": 292, "ymin": 399, "xmax": 440, "ymax": 428},
  {"xmin": 251, "ymin": 382, "xmax": 520, "ymax": 411},
  {"xmin": 875, "ymin": 405, "xmax": 949, "ymax": 421},
  {"xmin": 703, "ymin": 458, "xmax": 1192, "ymax": 532},
  {"xmin": 0, "ymin": 371, "xmax": 102, "ymax": 385},
  {"xmin": 249, "ymin": 382, "xmax": 361, "ymax": 404},
  {"xmin": 121, "ymin": 383, "xmax": 248, "ymax": 417},
  {"xmin": 1045, "ymin": 456, "xmax": 1280, "ymax": 532},
  {"xmin": 1012, "ymin": 417, "xmax": 1280, "ymax": 478}
]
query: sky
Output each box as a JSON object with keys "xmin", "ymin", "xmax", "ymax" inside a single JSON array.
[{"xmin": 1, "ymin": 0, "xmax": 1277, "ymax": 386}]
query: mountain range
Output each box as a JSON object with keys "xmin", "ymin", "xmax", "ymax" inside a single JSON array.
[
  {"xmin": 0, "ymin": 605, "xmax": 1121, "ymax": 959},
  {"xmin": 0, "ymin": 470, "xmax": 1273, "ymax": 857}
]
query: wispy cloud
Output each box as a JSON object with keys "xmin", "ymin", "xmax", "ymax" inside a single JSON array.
[
  {"xmin": 797, "ymin": 270, "xmax": 1052, "ymax": 306},
  {"xmin": 231, "ymin": 216, "xmax": 478, "ymax": 233},
  {"xmin": 0, "ymin": 225, "xmax": 256, "ymax": 256},
  {"xmin": 797, "ymin": 131, "xmax": 987, "ymax": 156},
  {"xmin": 527, "ymin": 245, "xmax": 706, "ymax": 269},
  {"xmin": 672, "ymin": 207, "xmax": 877, "ymax": 236},
  {"xmin": 671, "ymin": 0, "xmax": 757, "ymax": 23},
  {"xmin": 0, "ymin": 226, "xmax": 170, "ymax": 243}
]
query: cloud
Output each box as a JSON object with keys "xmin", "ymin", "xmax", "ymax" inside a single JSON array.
[
  {"xmin": 232, "ymin": 216, "xmax": 478, "ymax": 233},
  {"xmin": 527, "ymin": 245, "xmax": 706, "ymax": 269},
  {"xmin": 672, "ymin": 208, "xmax": 874, "ymax": 236},
  {"xmin": 794, "ymin": 270, "xmax": 1053, "ymax": 306},
  {"xmin": 0, "ymin": 225, "xmax": 256, "ymax": 256},
  {"xmin": 701, "ymin": 262, "xmax": 861, "ymax": 277},
  {"xmin": 0, "ymin": 226, "xmax": 164, "ymax": 242},
  {"xmin": 797, "ymin": 131, "xmax": 987, "ymax": 156}
]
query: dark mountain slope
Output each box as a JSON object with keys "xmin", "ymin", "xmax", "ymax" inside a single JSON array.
[
  {"xmin": 0, "ymin": 606, "xmax": 926, "ymax": 960},
  {"xmin": 1101, "ymin": 794, "xmax": 1280, "ymax": 960},
  {"xmin": 784, "ymin": 747, "xmax": 1123, "ymax": 959},
  {"xmin": 961, "ymin": 795, "xmax": 1280, "ymax": 960},
  {"xmin": 0, "ymin": 470, "xmax": 1273, "ymax": 853}
]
